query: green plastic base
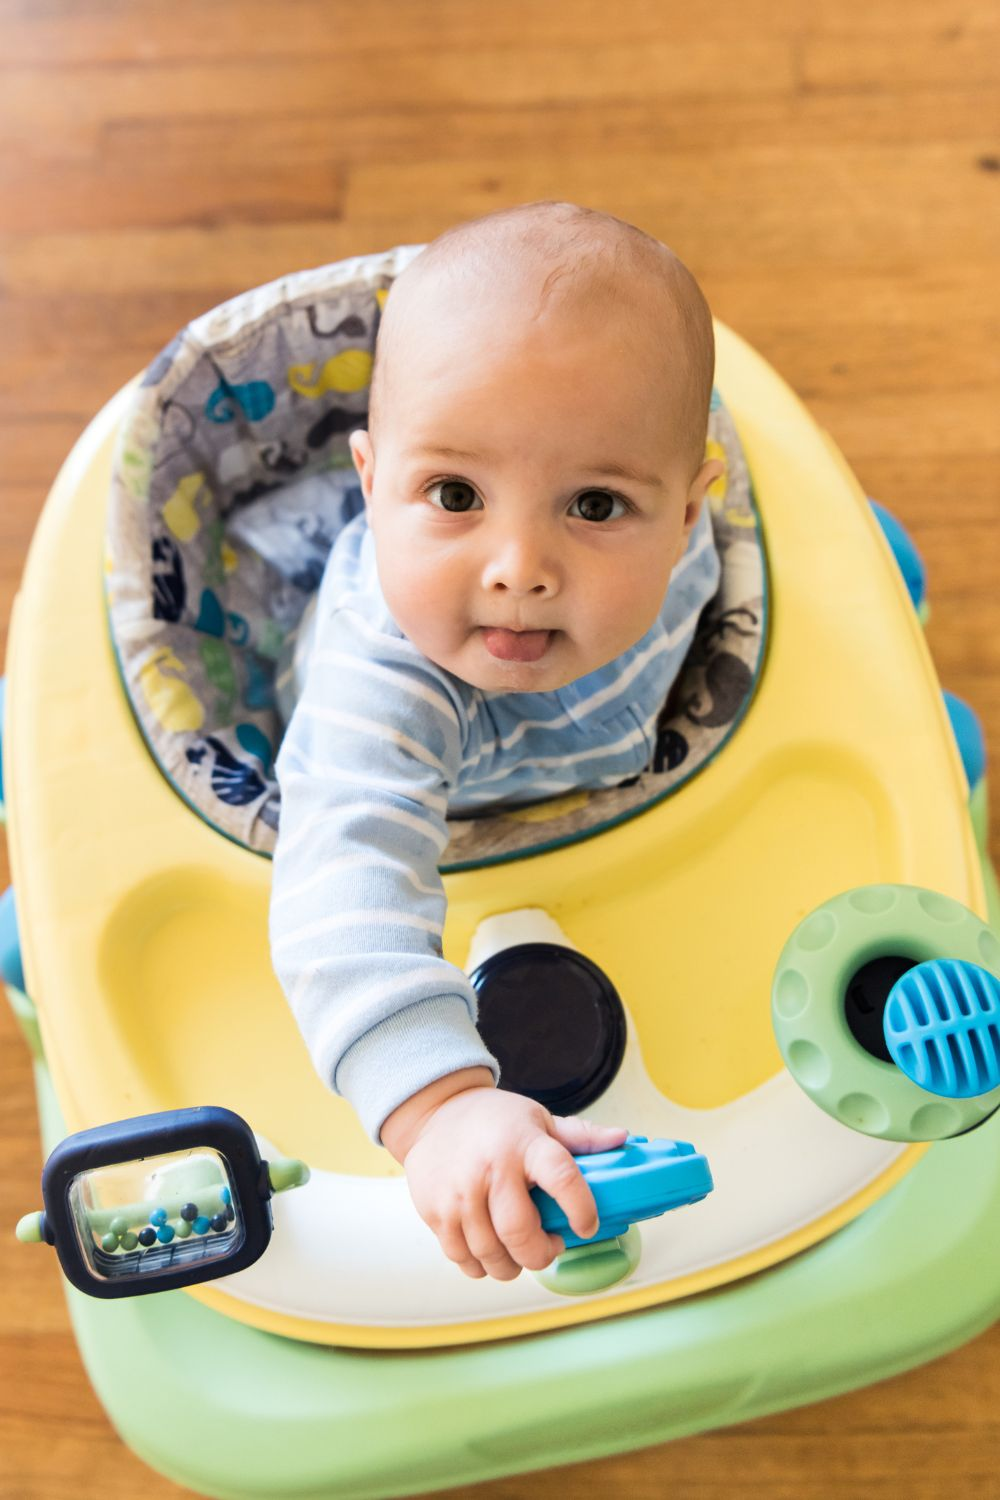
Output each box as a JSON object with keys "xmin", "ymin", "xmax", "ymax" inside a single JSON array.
[
  {"xmin": 17, "ymin": 846, "xmax": 1000, "ymax": 1499},
  {"xmin": 38, "ymin": 1057, "xmax": 1000, "ymax": 1500}
]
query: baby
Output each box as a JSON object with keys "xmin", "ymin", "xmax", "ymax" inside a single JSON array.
[{"xmin": 269, "ymin": 200, "xmax": 726, "ymax": 1283}]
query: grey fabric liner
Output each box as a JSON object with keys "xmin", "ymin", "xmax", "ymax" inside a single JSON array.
[{"xmin": 103, "ymin": 244, "xmax": 767, "ymax": 864}]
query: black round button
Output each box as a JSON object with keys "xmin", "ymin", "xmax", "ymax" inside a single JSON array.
[{"xmin": 470, "ymin": 942, "xmax": 626, "ymax": 1115}]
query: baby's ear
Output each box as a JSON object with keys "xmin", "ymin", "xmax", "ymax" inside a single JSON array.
[
  {"xmin": 694, "ymin": 456, "xmax": 725, "ymax": 497},
  {"xmin": 348, "ymin": 428, "xmax": 375, "ymax": 505},
  {"xmin": 681, "ymin": 493, "xmax": 705, "ymax": 536},
  {"xmin": 683, "ymin": 456, "xmax": 725, "ymax": 530}
]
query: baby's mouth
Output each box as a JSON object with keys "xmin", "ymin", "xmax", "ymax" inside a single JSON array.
[{"xmin": 481, "ymin": 627, "xmax": 554, "ymax": 663}]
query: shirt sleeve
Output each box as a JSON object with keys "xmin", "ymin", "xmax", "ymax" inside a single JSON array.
[{"xmin": 269, "ymin": 602, "xmax": 500, "ymax": 1147}]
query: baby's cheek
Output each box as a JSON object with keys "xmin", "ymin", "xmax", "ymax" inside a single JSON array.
[{"xmin": 374, "ymin": 558, "xmax": 425, "ymax": 628}]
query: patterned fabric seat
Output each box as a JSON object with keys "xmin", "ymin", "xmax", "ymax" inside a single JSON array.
[{"xmin": 103, "ymin": 243, "xmax": 766, "ymax": 860}]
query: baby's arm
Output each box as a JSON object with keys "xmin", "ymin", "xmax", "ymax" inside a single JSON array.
[
  {"xmin": 269, "ymin": 597, "xmax": 628, "ymax": 1277},
  {"xmin": 269, "ymin": 601, "xmax": 500, "ymax": 1141},
  {"xmin": 381, "ymin": 1068, "xmax": 629, "ymax": 1280}
]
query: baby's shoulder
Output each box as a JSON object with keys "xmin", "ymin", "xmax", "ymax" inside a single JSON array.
[{"xmin": 308, "ymin": 597, "xmax": 474, "ymax": 738}]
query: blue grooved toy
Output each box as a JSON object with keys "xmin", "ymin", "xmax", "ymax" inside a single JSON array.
[{"xmin": 883, "ymin": 958, "xmax": 1000, "ymax": 1098}]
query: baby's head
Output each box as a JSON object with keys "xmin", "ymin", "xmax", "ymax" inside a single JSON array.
[{"xmin": 348, "ymin": 200, "xmax": 724, "ymax": 694}]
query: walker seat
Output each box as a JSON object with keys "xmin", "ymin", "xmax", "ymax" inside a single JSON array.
[
  {"xmin": 100, "ymin": 240, "xmax": 765, "ymax": 858},
  {"xmin": 5, "ymin": 242, "xmax": 1000, "ymax": 1500}
]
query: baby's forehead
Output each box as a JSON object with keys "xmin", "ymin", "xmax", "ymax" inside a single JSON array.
[
  {"xmin": 369, "ymin": 209, "xmax": 713, "ymax": 476},
  {"xmin": 388, "ymin": 266, "xmax": 691, "ymax": 388}
]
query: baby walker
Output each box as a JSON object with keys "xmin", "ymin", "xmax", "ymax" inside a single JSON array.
[{"xmin": 5, "ymin": 241, "xmax": 1000, "ymax": 1500}]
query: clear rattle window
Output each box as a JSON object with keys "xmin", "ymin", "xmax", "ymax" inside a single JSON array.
[{"xmin": 67, "ymin": 1145, "xmax": 244, "ymax": 1284}]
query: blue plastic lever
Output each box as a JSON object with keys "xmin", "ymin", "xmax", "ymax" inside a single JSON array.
[
  {"xmin": 530, "ymin": 1134, "xmax": 713, "ymax": 1249},
  {"xmin": 883, "ymin": 958, "xmax": 1000, "ymax": 1099}
]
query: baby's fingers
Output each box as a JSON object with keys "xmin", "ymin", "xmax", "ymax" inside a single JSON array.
[
  {"xmin": 525, "ymin": 1134, "xmax": 602, "ymax": 1242},
  {"xmin": 461, "ymin": 1191, "xmax": 523, "ymax": 1281},
  {"xmin": 433, "ymin": 1217, "xmax": 487, "ymax": 1279},
  {"xmin": 487, "ymin": 1171, "xmax": 565, "ymax": 1272},
  {"xmin": 549, "ymin": 1114, "xmax": 629, "ymax": 1158}
]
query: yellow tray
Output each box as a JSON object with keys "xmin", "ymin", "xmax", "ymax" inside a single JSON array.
[{"xmin": 4, "ymin": 319, "xmax": 983, "ymax": 1347}]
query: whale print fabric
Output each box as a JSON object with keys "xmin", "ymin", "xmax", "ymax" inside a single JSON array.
[{"xmin": 103, "ymin": 246, "xmax": 765, "ymax": 860}]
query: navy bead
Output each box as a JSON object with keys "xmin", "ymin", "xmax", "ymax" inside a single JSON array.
[
  {"xmin": 210, "ymin": 1213, "xmax": 228, "ymax": 1233},
  {"xmin": 138, "ymin": 1226, "xmax": 157, "ymax": 1247},
  {"xmin": 181, "ymin": 1202, "xmax": 199, "ymax": 1222}
]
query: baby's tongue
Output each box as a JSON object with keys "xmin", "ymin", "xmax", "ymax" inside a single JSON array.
[{"xmin": 482, "ymin": 627, "xmax": 551, "ymax": 662}]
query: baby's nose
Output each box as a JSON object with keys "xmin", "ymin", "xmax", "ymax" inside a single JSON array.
[{"xmin": 482, "ymin": 531, "xmax": 557, "ymax": 594}]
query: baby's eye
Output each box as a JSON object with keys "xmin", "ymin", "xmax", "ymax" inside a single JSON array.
[
  {"xmin": 571, "ymin": 490, "xmax": 630, "ymax": 523},
  {"xmin": 423, "ymin": 479, "xmax": 631, "ymax": 522},
  {"xmin": 425, "ymin": 478, "xmax": 482, "ymax": 513}
]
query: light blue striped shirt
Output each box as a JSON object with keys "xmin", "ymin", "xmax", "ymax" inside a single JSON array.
[{"xmin": 269, "ymin": 502, "xmax": 721, "ymax": 1144}]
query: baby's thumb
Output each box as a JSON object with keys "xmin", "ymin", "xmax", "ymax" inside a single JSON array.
[{"xmin": 549, "ymin": 1115, "xmax": 630, "ymax": 1156}]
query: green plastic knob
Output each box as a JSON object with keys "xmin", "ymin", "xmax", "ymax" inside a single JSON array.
[
  {"xmin": 267, "ymin": 1158, "xmax": 311, "ymax": 1194},
  {"xmin": 533, "ymin": 1225, "xmax": 642, "ymax": 1296},
  {"xmin": 15, "ymin": 1212, "xmax": 44, "ymax": 1244}
]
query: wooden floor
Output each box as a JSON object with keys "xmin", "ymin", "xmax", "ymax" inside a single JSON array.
[{"xmin": 2, "ymin": 1, "xmax": 999, "ymax": 1495}]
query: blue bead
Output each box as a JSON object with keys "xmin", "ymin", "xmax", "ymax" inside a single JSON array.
[
  {"xmin": 220, "ymin": 1186, "xmax": 232, "ymax": 1206},
  {"xmin": 149, "ymin": 1207, "xmax": 168, "ymax": 1227},
  {"xmin": 156, "ymin": 1225, "xmax": 175, "ymax": 1244},
  {"xmin": 193, "ymin": 1216, "xmax": 211, "ymax": 1235}
]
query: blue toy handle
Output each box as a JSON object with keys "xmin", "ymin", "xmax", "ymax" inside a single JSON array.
[
  {"xmin": 884, "ymin": 959, "xmax": 1000, "ymax": 1099},
  {"xmin": 530, "ymin": 1134, "xmax": 713, "ymax": 1249}
]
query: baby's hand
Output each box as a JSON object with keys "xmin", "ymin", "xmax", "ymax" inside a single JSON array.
[{"xmin": 382, "ymin": 1071, "xmax": 629, "ymax": 1280}]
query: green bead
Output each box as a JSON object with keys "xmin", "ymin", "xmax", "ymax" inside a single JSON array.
[
  {"xmin": 101, "ymin": 1232, "xmax": 120, "ymax": 1253},
  {"xmin": 120, "ymin": 1231, "xmax": 139, "ymax": 1251},
  {"xmin": 110, "ymin": 1216, "xmax": 130, "ymax": 1237},
  {"xmin": 173, "ymin": 1219, "xmax": 193, "ymax": 1239}
]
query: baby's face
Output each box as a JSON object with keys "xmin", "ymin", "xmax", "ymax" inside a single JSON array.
[{"xmin": 349, "ymin": 300, "xmax": 723, "ymax": 695}]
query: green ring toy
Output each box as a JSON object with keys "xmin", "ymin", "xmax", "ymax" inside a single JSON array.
[{"xmin": 772, "ymin": 883, "xmax": 1000, "ymax": 1141}]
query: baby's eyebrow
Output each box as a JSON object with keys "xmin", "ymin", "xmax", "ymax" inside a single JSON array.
[
  {"xmin": 408, "ymin": 444, "xmax": 481, "ymax": 463},
  {"xmin": 408, "ymin": 445, "xmax": 663, "ymax": 489},
  {"xmin": 584, "ymin": 459, "xmax": 663, "ymax": 489}
]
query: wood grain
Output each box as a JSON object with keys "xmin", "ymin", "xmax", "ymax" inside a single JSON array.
[{"xmin": 1, "ymin": 0, "xmax": 998, "ymax": 1495}]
